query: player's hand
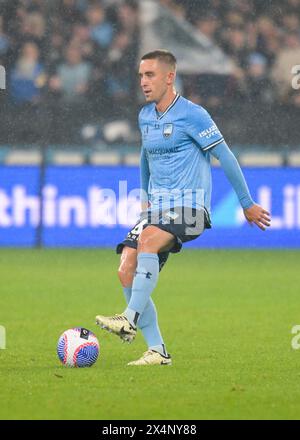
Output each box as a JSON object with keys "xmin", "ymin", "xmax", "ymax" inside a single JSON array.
[{"xmin": 243, "ymin": 204, "xmax": 271, "ymax": 231}]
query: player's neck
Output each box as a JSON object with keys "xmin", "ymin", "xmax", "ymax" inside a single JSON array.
[{"xmin": 155, "ymin": 90, "xmax": 177, "ymax": 113}]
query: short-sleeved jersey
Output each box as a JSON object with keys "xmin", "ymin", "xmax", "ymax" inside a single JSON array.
[{"xmin": 139, "ymin": 94, "xmax": 224, "ymax": 214}]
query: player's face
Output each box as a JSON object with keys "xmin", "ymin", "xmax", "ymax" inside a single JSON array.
[{"xmin": 139, "ymin": 59, "xmax": 174, "ymax": 103}]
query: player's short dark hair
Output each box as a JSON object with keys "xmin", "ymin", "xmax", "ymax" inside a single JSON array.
[{"xmin": 141, "ymin": 50, "xmax": 177, "ymax": 70}]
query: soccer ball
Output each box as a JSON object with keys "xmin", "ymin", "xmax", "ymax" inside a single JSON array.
[{"xmin": 57, "ymin": 327, "xmax": 99, "ymax": 367}]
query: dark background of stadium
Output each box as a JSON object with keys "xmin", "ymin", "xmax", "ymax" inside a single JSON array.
[{"xmin": 0, "ymin": 0, "xmax": 300, "ymax": 147}]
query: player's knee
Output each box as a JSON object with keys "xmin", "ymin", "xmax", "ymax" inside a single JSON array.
[
  {"xmin": 137, "ymin": 234, "xmax": 158, "ymax": 253},
  {"xmin": 138, "ymin": 226, "xmax": 174, "ymax": 254}
]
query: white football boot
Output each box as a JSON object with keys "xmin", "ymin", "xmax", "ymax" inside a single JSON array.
[
  {"xmin": 95, "ymin": 314, "xmax": 137, "ymax": 343},
  {"xmin": 127, "ymin": 349, "xmax": 172, "ymax": 366}
]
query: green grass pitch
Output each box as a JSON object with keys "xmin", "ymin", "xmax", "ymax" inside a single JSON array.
[{"xmin": 0, "ymin": 248, "xmax": 300, "ymax": 420}]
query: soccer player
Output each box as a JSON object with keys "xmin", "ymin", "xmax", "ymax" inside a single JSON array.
[{"xmin": 96, "ymin": 50, "xmax": 271, "ymax": 366}]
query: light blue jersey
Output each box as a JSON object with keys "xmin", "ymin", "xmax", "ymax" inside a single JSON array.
[
  {"xmin": 139, "ymin": 94, "xmax": 254, "ymax": 216},
  {"xmin": 139, "ymin": 94, "xmax": 224, "ymax": 214}
]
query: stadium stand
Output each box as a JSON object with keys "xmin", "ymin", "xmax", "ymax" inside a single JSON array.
[{"xmin": 0, "ymin": 0, "xmax": 299, "ymax": 152}]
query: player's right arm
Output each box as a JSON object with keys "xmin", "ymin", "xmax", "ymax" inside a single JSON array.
[{"xmin": 138, "ymin": 108, "xmax": 150, "ymax": 212}]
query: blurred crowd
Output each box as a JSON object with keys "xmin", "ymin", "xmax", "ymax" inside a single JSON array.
[
  {"xmin": 0, "ymin": 0, "xmax": 299, "ymax": 145},
  {"xmin": 0, "ymin": 0, "xmax": 139, "ymax": 143},
  {"xmin": 162, "ymin": 0, "xmax": 300, "ymax": 110}
]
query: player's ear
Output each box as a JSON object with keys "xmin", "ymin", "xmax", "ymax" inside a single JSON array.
[{"xmin": 167, "ymin": 71, "xmax": 175, "ymax": 85}]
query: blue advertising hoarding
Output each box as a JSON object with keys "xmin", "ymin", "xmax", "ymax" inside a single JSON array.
[{"xmin": 0, "ymin": 165, "xmax": 299, "ymax": 248}]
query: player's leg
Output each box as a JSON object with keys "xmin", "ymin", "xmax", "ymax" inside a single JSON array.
[
  {"xmin": 118, "ymin": 245, "xmax": 136, "ymax": 304},
  {"xmin": 96, "ymin": 207, "xmax": 207, "ymax": 363},
  {"xmin": 123, "ymin": 207, "xmax": 208, "ymax": 332},
  {"xmin": 124, "ymin": 226, "xmax": 174, "ymax": 329},
  {"xmin": 118, "ymin": 245, "xmax": 169, "ymax": 359}
]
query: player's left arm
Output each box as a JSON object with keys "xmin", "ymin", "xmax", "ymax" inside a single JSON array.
[
  {"xmin": 186, "ymin": 103, "xmax": 271, "ymax": 231},
  {"xmin": 210, "ymin": 141, "xmax": 271, "ymax": 231}
]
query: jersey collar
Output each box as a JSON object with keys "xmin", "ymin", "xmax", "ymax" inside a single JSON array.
[{"xmin": 155, "ymin": 93, "xmax": 180, "ymax": 120}]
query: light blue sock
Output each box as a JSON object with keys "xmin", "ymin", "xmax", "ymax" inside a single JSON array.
[
  {"xmin": 123, "ymin": 287, "xmax": 131, "ymax": 304},
  {"xmin": 149, "ymin": 344, "xmax": 167, "ymax": 356},
  {"xmin": 138, "ymin": 298, "xmax": 164, "ymax": 349},
  {"xmin": 122, "ymin": 284, "xmax": 165, "ymax": 349},
  {"xmin": 125, "ymin": 253, "xmax": 159, "ymax": 315}
]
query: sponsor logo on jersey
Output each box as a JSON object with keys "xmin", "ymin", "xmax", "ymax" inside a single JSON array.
[
  {"xmin": 163, "ymin": 123, "xmax": 173, "ymax": 137},
  {"xmin": 148, "ymin": 146, "xmax": 180, "ymax": 155},
  {"xmin": 199, "ymin": 123, "xmax": 220, "ymax": 139}
]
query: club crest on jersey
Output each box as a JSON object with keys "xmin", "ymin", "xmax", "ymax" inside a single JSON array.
[{"xmin": 163, "ymin": 123, "xmax": 173, "ymax": 138}]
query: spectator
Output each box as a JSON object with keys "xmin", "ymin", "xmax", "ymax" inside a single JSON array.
[
  {"xmin": 47, "ymin": 32, "xmax": 65, "ymax": 73},
  {"xmin": 71, "ymin": 21, "xmax": 95, "ymax": 61},
  {"xmin": 116, "ymin": 1, "xmax": 139, "ymax": 35},
  {"xmin": 9, "ymin": 10, "xmax": 47, "ymax": 61},
  {"xmin": 256, "ymin": 16, "xmax": 281, "ymax": 65},
  {"xmin": 86, "ymin": 3, "xmax": 114, "ymax": 50},
  {"xmin": 282, "ymin": 13, "xmax": 300, "ymax": 33},
  {"xmin": 9, "ymin": 41, "xmax": 46, "ymax": 105},
  {"xmin": 193, "ymin": 13, "xmax": 219, "ymax": 41},
  {"xmin": 244, "ymin": 52, "xmax": 274, "ymax": 104},
  {"xmin": 49, "ymin": 43, "xmax": 92, "ymax": 104},
  {"xmin": 221, "ymin": 27, "xmax": 250, "ymax": 70},
  {"xmin": 285, "ymin": 0, "xmax": 300, "ymax": 14},
  {"xmin": 57, "ymin": 0, "xmax": 84, "ymax": 27},
  {"xmin": 20, "ymin": 11, "xmax": 46, "ymax": 43},
  {"xmin": 271, "ymin": 32, "xmax": 300, "ymax": 101},
  {"xmin": 105, "ymin": 31, "xmax": 136, "ymax": 119},
  {"xmin": 0, "ymin": 15, "xmax": 10, "ymax": 60}
]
